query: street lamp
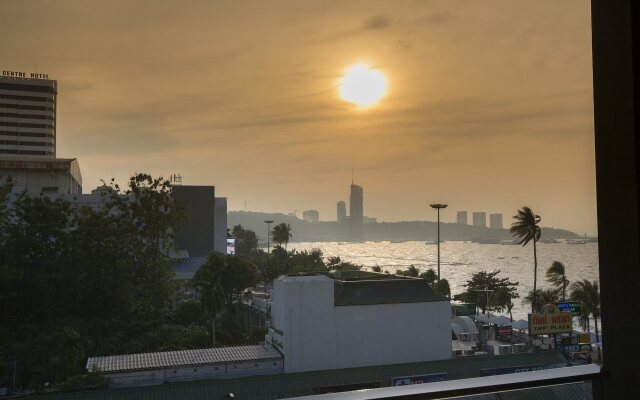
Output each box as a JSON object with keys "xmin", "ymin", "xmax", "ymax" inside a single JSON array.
[
  {"xmin": 264, "ymin": 220, "xmax": 274, "ymax": 254},
  {"xmin": 429, "ymin": 203, "xmax": 447, "ymax": 280}
]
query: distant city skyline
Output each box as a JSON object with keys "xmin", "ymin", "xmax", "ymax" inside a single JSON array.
[{"xmin": 1, "ymin": 0, "xmax": 597, "ymax": 235}]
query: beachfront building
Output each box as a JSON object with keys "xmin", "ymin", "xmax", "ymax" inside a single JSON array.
[
  {"xmin": 457, "ymin": 210, "xmax": 468, "ymax": 225},
  {"xmin": 472, "ymin": 212, "xmax": 487, "ymax": 228},
  {"xmin": 266, "ymin": 271, "xmax": 452, "ymax": 373}
]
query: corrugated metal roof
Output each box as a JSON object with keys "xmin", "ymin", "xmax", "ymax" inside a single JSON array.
[
  {"xmin": 86, "ymin": 345, "xmax": 282, "ymax": 373},
  {"xmin": 334, "ymin": 278, "xmax": 447, "ymax": 306},
  {"xmin": 172, "ymin": 256, "xmax": 207, "ymax": 280}
]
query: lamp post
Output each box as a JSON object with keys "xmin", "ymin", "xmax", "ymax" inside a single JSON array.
[
  {"xmin": 264, "ymin": 220, "xmax": 274, "ymax": 254},
  {"xmin": 429, "ymin": 203, "xmax": 447, "ymax": 280}
]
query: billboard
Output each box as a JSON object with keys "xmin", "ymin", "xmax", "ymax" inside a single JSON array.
[
  {"xmin": 226, "ymin": 238, "xmax": 235, "ymax": 255},
  {"xmin": 452, "ymin": 303, "xmax": 476, "ymax": 316},
  {"xmin": 391, "ymin": 372, "xmax": 447, "ymax": 386},
  {"xmin": 496, "ymin": 325, "xmax": 513, "ymax": 340},
  {"xmin": 555, "ymin": 301, "xmax": 582, "ymax": 316},
  {"xmin": 528, "ymin": 304, "xmax": 572, "ymax": 335}
]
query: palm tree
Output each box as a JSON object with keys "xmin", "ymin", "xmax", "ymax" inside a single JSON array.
[
  {"xmin": 570, "ymin": 279, "xmax": 601, "ymax": 341},
  {"xmin": 510, "ymin": 207, "xmax": 542, "ymax": 313},
  {"xmin": 546, "ymin": 261, "xmax": 569, "ymax": 300},
  {"xmin": 272, "ymin": 223, "xmax": 293, "ymax": 251},
  {"xmin": 522, "ymin": 288, "xmax": 561, "ymax": 313}
]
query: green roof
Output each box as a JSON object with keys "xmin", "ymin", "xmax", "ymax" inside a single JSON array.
[{"xmin": 30, "ymin": 352, "xmax": 570, "ymax": 400}]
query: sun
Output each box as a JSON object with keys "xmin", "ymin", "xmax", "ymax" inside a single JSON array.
[{"xmin": 339, "ymin": 64, "xmax": 387, "ymax": 107}]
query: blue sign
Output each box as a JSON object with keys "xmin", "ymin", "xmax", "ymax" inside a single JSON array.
[
  {"xmin": 392, "ymin": 372, "xmax": 448, "ymax": 386},
  {"xmin": 555, "ymin": 301, "xmax": 581, "ymax": 316}
]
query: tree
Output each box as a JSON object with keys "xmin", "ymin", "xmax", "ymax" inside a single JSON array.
[
  {"xmin": 570, "ymin": 280, "xmax": 601, "ymax": 343},
  {"xmin": 396, "ymin": 265, "xmax": 419, "ymax": 277},
  {"xmin": 522, "ymin": 288, "xmax": 561, "ymax": 313},
  {"xmin": 546, "ymin": 261, "xmax": 569, "ymax": 300},
  {"xmin": 195, "ymin": 252, "xmax": 258, "ymax": 305},
  {"xmin": 271, "ymin": 223, "xmax": 292, "ymax": 250},
  {"xmin": 433, "ymin": 278, "xmax": 451, "ymax": 299},
  {"xmin": 232, "ymin": 225, "xmax": 258, "ymax": 257},
  {"xmin": 453, "ymin": 270, "xmax": 520, "ymax": 314},
  {"xmin": 493, "ymin": 287, "xmax": 515, "ymax": 321},
  {"xmin": 419, "ymin": 269, "xmax": 438, "ymax": 286},
  {"xmin": 510, "ymin": 207, "xmax": 542, "ymax": 313},
  {"xmin": 326, "ymin": 256, "xmax": 362, "ymax": 272}
]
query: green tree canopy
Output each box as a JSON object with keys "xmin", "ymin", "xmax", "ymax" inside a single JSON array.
[
  {"xmin": 271, "ymin": 223, "xmax": 292, "ymax": 250},
  {"xmin": 195, "ymin": 252, "xmax": 259, "ymax": 305},
  {"xmin": 232, "ymin": 225, "xmax": 259, "ymax": 257},
  {"xmin": 546, "ymin": 261, "xmax": 569, "ymax": 300},
  {"xmin": 522, "ymin": 288, "xmax": 561, "ymax": 313},
  {"xmin": 453, "ymin": 270, "xmax": 520, "ymax": 314},
  {"xmin": 510, "ymin": 206, "xmax": 542, "ymax": 313}
]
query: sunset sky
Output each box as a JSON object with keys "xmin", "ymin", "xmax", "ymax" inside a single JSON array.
[{"xmin": 1, "ymin": 0, "xmax": 597, "ymax": 234}]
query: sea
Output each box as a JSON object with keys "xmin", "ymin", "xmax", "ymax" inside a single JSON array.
[{"xmin": 288, "ymin": 240, "xmax": 599, "ymax": 323}]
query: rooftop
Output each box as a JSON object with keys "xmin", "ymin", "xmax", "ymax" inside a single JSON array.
[
  {"xmin": 86, "ymin": 344, "xmax": 282, "ymax": 373},
  {"xmin": 172, "ymin": 256, "xmax": 208, "ymax": 280}
]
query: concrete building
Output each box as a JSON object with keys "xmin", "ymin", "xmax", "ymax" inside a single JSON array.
[
  {"xmin": 214, "ymin": 197, "xmax": 228, "ymax": 253},
  {"xmin": 86, "ymin": 345, "xmax": 283, "ymax": 388},
  {"xmin": 457, "ymin": 211, "xmax": 468, "ymax": 225},
  {"xmin": 472, "ymin": 212, "xmax": 487, "ymax": 228},
  {"xmin": 336, "ymin": 201, "xmax": 346, "ymax": 223},
  {"xmin": 1, "ymin": 74, "xmax": 56, "ymax": 158},
  {"xmin": 302, "ymin": 209, "xmax": 319, "ymax": 222},
  {"xmin": 266, "ymin": 271, "xmax": 451, "ymax": 373},
  {"xmin": 349, "ymin": 184, "xmax": 363, "ymax": 241},
  {"xmin": 172, "ymin": 185, "xmax": 217, "ymax": 257},
  {"xmin": 489, "ymin": 213, "xmax": 503, "ymax": 229},
  {"xmin": 0, "ymin": 156, "xmax": 81, "ymax": 195}
]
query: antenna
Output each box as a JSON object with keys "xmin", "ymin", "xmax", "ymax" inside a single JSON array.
[{"xmin": 351, "ymin": 167, "xmax": 354, "ymax": 184}]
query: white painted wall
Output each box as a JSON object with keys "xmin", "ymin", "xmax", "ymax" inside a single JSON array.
[
  {"xmin": 334, "ymin": 302, "xmax": 451, "ymax": 369},
  {"xmin": 105, "ymin": 359, "xmax": 284, "ymax": 388},
  {"xmin": 271, "ymin": 275, "xmax": 338, "ymax": 373},
  {"xmin": 268, "ymin": 275, "xmax": 452, "ymax": 374}
]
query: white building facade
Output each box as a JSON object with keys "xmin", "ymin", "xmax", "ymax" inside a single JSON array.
[{"xmin": 267, "ymin": 273, "xmax": 452, "ymax": 373}]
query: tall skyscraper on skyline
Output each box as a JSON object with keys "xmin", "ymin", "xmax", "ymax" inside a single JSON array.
[
  {"xmin": 349, "ymin": 183, "xmax": 363, "ymax": 241},
  {"xmin": 457, "ymin": 211, "xmax": 468, "ymax": 225},
  {"xmin": 337, "ymin": 201, "xmax": 347, "ymax": 223},
  {"xmin": 472, "ymin": 212, "xmax": 487, "ymax": 228},
  {"xmin": 489, "ymin": 213, "xmax": 503, "ymax": 229},
  {"xmin": 1, "ymin": 73, "xmax": 56, "ymax": 157}
]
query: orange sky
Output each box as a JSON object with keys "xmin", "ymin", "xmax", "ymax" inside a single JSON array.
[{"xmin": 1, "ymin": 0, "xmax": 597, "ymax": 234}]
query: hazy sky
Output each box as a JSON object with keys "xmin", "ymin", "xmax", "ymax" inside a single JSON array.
[{"xmin": 1, "ymin": 0, "xmax": 597, "ymax": 234}]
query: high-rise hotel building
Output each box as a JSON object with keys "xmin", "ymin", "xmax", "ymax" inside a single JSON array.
[
  {"xmin": 349, "ymin": 183, "xmax": 364, "ymax": 241},
  {"xmin": 1, "ymin": 74, "xmax": 56, "ymax": 158}
]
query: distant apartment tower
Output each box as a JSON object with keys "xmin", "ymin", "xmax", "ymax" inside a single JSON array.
[
  {"xmin": 302, "ymin": 209, "xmax": 319, "ymax": 222},
  {"xmin": 1, "ymin": 74, "xmax": 56, "ymax": 157},
  {"xmin": 336, "ymin": 201, "xmax": 347, "ymax": 223},
  {"xmin": 349, "ymin": 184, "xmax": 364, "ymax": 241},
  {"xmin": 472, "ymin": 212, "xmax": 486, "ymax": 228},
  {"xmin": 456, "ymin": 211, "xmax": 468, "ymax": 225},
  {"xmin": 489, "ymin": 213, "xmax": 503, "ymax": 229}
]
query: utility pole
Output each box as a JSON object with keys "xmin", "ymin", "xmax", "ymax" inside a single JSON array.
[
  {"xmin": 429, "ymin": 203, "xmax": 447, "ymax": 280},
  {"xmin": 264, "ymin": 220, "xmax": 274, "ymax": 254}
]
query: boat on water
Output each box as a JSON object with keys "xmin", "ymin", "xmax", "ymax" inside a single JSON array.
[
  {"xmin": 566, "ymin": 239, "xmax": 587, "ymax": 245},
  {"xmin": 540, "ymin": 238, "xmax": 560, "ymax": 244},
  {"xmin": 472, "ymin": 238, "xmax": 501, "ymax": 244}
]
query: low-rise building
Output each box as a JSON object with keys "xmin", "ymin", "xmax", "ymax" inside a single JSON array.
[
  {"xmin": 86, "ymin": 344, "xmax": 283, "ymax": 388},
  {"xmin": 266, "ymin": 271, "xmax": 452, "ymax": 373}
]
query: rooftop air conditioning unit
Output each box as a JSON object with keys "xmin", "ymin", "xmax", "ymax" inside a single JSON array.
[
  {"xmin": 498, "ymin": 345, "xmax": 513, "ymax": 355},
  {"xmin": 453, "ymin": 349, "xmax": 463, "ymax": 356},
  {"xmin": 513, "ymin": 343, "xmax": 526, "ymax": 353},
  {"xmin": 459, "ymin": 332, "xmax": 470, "ymax": 341}
]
